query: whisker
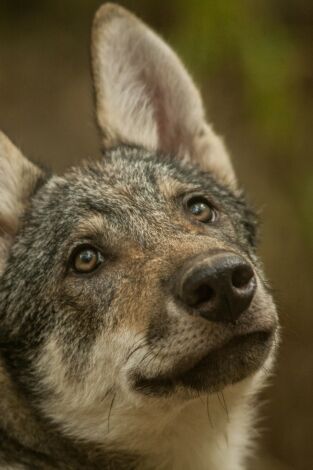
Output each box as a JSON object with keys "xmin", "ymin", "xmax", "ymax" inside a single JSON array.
[
  {"xmin": 218, "ymin": 391, "xmax": 229, "ymax": 422},
  {"xmin": 145, "ymin": 343, "xmax": 165, "ymax": 370},
  {"xmin": 101, "ymin": 386, "xmax": 114, "ymax": 402},
  {"xmin": 126, "ymin": 342, "xmax": 147, "ymax": 363},
  {"xmin": 138, "ymin": 349, "xmax": 156, "ymax": 368},
  {"xmin": 125, "ymin": 328, "xmax": 148, "ymax": 363},
  {"xmin": 107, "ymin": 392, "xmax": 116, "ymax": 433},
  {"xmin": 206, "ymin": 394, "xmax": 214, "ymax": 429}
]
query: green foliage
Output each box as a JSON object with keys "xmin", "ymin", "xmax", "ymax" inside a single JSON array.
[
  {"xmin": 1, "ymin": 0, "xmax": 311, "ymax": 246},
  {"xmin": 169, "ymin": 1, "xmax": 298, "ymax": 146}
]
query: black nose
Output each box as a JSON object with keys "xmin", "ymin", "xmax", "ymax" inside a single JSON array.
[{"xmin": 175, "ymin": 252, "xmax": 256, "ymax": 323}]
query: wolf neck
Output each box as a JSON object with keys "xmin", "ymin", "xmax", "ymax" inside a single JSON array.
[
  {"xmin": 0, "ymin": 355, "xmax": 257, "ymax": 469},
  {"xmin": 108, "ymin": 386, "xmax": 255, "ymax": 470}
]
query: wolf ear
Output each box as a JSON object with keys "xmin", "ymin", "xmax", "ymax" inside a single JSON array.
[
  {"xmin": 91, "ymin": 3, "xmax": 236, "ymax": 187},
  {"xmin": 0, "ymin": 132, "xmax": 43, "ymax": 272}
]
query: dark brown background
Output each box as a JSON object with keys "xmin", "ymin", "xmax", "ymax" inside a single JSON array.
[{"xmin": 0, "ymin": 1, "xmax": 312, "ymax": 469}]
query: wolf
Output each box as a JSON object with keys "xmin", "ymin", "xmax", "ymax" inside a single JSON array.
[{"xmin": 0, "ymin": 3, "xmax": 278, "ymax": 469}]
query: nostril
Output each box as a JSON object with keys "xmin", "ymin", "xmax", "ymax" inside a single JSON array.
[
  {"xmin": 193, "ymin": 285, "xmax": 215, "ymax": 306},
  {"xmin": 183, "ymin": 280, "xmax": 216, "ymax": 307},
  {"xmin": 231, "ymin": 264, "xmax": 254, "ymax": 289}
]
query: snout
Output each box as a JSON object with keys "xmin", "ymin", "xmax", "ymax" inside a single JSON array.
[
  {"xmin": 132, "ymin": 251, "xmax": 277, "ymax": 396},
  {"xmin": 174, "ymin": 251, "xmax": 256, "ymax": 324}
]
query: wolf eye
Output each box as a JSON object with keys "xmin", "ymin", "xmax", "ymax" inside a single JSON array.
[
  {"xmin": 71, "ymin": 245, "xmax": 103, "ymax": 274},
  {"xmin": 185, "ymin": 196, "xmax": 217, "ymax": 223}
]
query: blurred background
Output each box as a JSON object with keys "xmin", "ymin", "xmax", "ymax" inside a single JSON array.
[{"xmin": 0, "ymin": 1, "xmax": 312, "ymax": 468}]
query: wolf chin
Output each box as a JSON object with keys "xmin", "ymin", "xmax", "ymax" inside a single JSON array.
[{"xmin": 0, "ymin": 3, "xmax": 278, "ymax": 470}]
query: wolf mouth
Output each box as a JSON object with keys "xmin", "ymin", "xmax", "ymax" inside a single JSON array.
[{"xmin": 133, "ymin": 329, "xmax": 274, "ymax": 396}]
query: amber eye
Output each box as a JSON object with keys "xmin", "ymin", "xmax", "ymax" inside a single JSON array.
[
  {"xmin": 72, "ymin": 245, "xmax": 103, "ymax": 274},
  {"xmin": 186, "ymin": 196, "xmax": 217, "ymax": 223}
]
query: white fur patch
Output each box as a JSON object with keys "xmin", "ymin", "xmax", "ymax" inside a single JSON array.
[{"xmin": 36, "ymin": 324, "xmax": 276, "ymax": 470}]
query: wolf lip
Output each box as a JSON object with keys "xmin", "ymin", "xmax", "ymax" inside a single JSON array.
[{"xmin": 133, "ymin": 329, "xmax": 274, "ymax": 396}]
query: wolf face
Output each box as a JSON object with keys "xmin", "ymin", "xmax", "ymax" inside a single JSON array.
[{"xmin": 0, "ymin": 4, "xmax": 278, "ymax": 470}]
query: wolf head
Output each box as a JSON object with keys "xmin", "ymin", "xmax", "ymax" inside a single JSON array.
[{"xmin": 0, "ymin": 3, "xmax": 278, "ymax": 467}]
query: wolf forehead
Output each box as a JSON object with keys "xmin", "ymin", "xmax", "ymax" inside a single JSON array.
[{"xmin": 23, "ymin": 146, "xmax": 257, "ymax": 249}]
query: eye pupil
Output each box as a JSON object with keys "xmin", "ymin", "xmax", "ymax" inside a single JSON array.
[
  {"xmin": 190, "ymin": 202, "xmax": 207, "ymax": 215},
  {"xmin": 185, "ymin": 196, "xmax": 217, "ymax": 223},
  {"xmin": 79, "ymin": 250, "xmax": 94, "ymax": 264},
  {"xmin": 72, "ymin": 246, "xmax": 102, "ymax": 273}
]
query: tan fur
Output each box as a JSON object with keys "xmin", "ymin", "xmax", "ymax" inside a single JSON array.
[{"xmin": 157, "ymin": 176, "xmax": 195, "ymax": 200}]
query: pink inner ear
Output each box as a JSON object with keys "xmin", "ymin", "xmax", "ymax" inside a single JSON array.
[
  {"xmin": 153, "ymin": 82, "xmax": 173, "ymax": 153},
  {"xmin": 151, "ymin": 79, "xmax": 191, "ymax": 159}
]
